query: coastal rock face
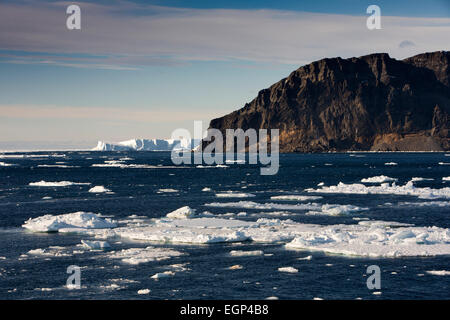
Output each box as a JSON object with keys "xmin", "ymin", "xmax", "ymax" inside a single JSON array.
[{"xmin": 206, "ymin": 51, "xmax": 450, "ymax": 152}]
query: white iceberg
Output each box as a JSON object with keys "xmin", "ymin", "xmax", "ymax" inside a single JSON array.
[
  {"xmin": 137, "ymin": 289, "xmax": 150, "ymax": 294},
  {"xmin": 93, "ymin": 138, "xmax": 200, "ymax": 151},
  {"xmin": 157, "ymin": 188, "xmax": 179, "ymax": 193},
  {"xmin": 151, "ymin": 271, "xmax": 176, "ymax": 279},
  {"xmin": 204, "ymin": 200, "xmax": 321, "ymax": 211},
  {"xmin": 306, "ymin": 204, "xmax": 367, "ymax": 216},
  {"xmin": 426, "ymin": 270, "xmax": 450, "ymax": 276}
]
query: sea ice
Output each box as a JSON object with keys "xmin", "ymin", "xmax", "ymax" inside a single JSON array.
[
  {"xmin": 88, "ymin": 186, "xmax": 112, "ymax": 193},
  {"xmin": 151, "ymin": 271, "xmax": 176, "ymax": 279},
  {"xmin": 166, "ymin": 206, "xmax": 198, "ymax": 219},
  {"xmin": 81, "ymin": 240, "xmax": 111, "ymax": 250},
  {"xmin": 425, "ymin": 270, "xmax": 450, "ymax": 276},
  {"xmin": 137, "ymin": 289, "xmax": 151, "ymax": 294},
  {"xmin": 204, "ymin": 201, "xmax": 321, "ymax": 211},
  {"xmin": 157, "ymin": 188, "xmax": 179, "ymax": 193},
  {"xmin": 278, "ymin": 267, "xmax": 298, "ymax": 273},
  {"xmin": 29, "ymin": 181, "xmax": 91, "ymax": 187},
  {"xmin": 270, "ymin": 195, "xmax": 323, "ymax": 201},
  {"xmin": 306, "ymin": 181, "xmax": 450, "ymax": 199},
  {"xmin": 22, "ymin": 212, "xmax": 117, "ymax": 232},
  {"xmin": 215, "ymin": 192, "xmax": 256, "ymax": 198},
  {"xmin": 361, "ymin": 176, "xmax": 398, "ymax": 183},
  {"xmin": 229, "ymin": 250, "xmax": 264, "ymax": 257},
  {"xmin": 108, "ymin": 246, "xmax": 184, "ymax": 265}
]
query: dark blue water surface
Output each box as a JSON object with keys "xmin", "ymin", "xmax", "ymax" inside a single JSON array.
[{"xmin": 0, "ymin": 151, "xmax": 449, "ymax": 299}]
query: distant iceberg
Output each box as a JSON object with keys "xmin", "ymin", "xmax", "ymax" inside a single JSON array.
[{"xmin": 93, "ymin": 138, "xmax": 200, "ymax": 151}]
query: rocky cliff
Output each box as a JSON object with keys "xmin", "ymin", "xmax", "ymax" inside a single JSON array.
[{"xmin": 205, "ymin": 51, "xmax": 450, "ymax": 152}]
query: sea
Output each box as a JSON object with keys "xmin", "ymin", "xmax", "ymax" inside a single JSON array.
[{"xmin": 0, "ymin": 151, "xmax": 449, "ymax": 299}]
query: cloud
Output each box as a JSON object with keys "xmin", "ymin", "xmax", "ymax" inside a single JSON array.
[
  {"xmin": 399, "ymin": 40, "xmax": 416, "ymax": 48},
  {"xmin": 0, "ymin": 104, "xmax": 221, "ymax": 123},
  {"xmin": 1, "ymin": 0, "xmax": 449, "ymax": 69}
]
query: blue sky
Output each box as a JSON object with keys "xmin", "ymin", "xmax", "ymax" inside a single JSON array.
[{"xmin": 0, "ymin": 0, "xmax": 449, "ymax": 149}]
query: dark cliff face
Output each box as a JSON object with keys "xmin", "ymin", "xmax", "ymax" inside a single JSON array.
[{"xmin": 205, "ymin": 51, "xmax": 450, "ymax": 152}]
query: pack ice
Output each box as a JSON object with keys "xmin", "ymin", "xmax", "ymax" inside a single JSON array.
[
  {"xmin": 22, "ymin": 212, "xmax": 117, "ymax": 232},
  {"xmin": 22, "ymin": 208, "xmax": 450, "ymax": 258}
]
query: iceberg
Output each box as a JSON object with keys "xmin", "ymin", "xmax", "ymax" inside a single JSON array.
[{"xmin": 93, "ymin": 138, "xmax": 200, "ymax": 151}]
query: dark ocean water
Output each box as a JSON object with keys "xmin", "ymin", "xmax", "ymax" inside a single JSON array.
[{"xmin": 0, "ymin": 151, "xmax": 449, "ymax": 300}]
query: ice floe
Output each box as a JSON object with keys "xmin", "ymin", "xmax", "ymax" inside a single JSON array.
[
  {"xmin": 361, "ymin": 176, "xmax": 398, "ymax": 183},
  {"xmin": 285, "ymin": 221, "xmax": 450, "ymax": 257},
  {"xmin": 137, "ymin": 289, "xmax": 150, "ymax": 294},
  {"xmin": 88, "ymin": 186, "xmax": 112, "ymax": 193},
  {"xmin": 204, "ymin": 201, "xmax": 321, "ymax": 211},
  {"xmin": 22, "ymin": 212, "xmax": 117, "ymax": 232},
  {"xmin": 278, "ymin": 267, "xmax": 298, "ymax": 273},
  {"xmin": 425, "ymin": 270, "xmax": 450, "ymax": 276},
  {"xmin": 385, "ymin": 162, "xmax": 398, "ymax": 166},
  {"xmin": 229, "ymin": 250, "xmax": 264, "ymax": 257},
  {"xmin": 215, "ymin": 192, "xmax": 256, "ymax": 198},
  {"xmin": 306, "ymin": 181, "xmax": 450, "ymax": 199},
  {"xmin": 29, "ymin": 181, "xmax": 90, "ymax": 187},
  {"xmin": 36, "ymin": 165, "xmax": 79, "ymax": 168},
  {"xmin": 157, "ymin": 188, "xmax": 179, "ymax": 193},
  {"xmin": 443, "ymin": 177, "xmax": 450, "ymax": 181},
  {"xmin": 306, "ymin": 204, "xmax": 367, "ymax": 216},
  {"xmin": 81, "ymin": 240, "xmax": 111, "ymax": 250},
  {"xmin": 108, "ymin": 246, "xmax": 184, "ymax": 265},
  {"xmin": 270, "ymin": 195, "xmax": 323, "ymax": 201},
  {"xmin": 166, "ymin": 206, "xmax": 198, "ymax": 219}
]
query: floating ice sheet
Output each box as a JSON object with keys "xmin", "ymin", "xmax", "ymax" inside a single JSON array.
[
  {"xmin": 306, "ymin": 181, "xmax": 450, "ymax": 199},
  {"xmin": 22, "ymin": 212, "xmax": 117, "ymax": 232}
]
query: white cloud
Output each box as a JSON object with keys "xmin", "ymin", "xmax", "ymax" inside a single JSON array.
[
  {"xmin": 0, "ymin": 104, "xmax": 220, "ymax": 122},
  {"xmin": 0, "ymin": 0, "xmax": 449, "ymax": 68}
]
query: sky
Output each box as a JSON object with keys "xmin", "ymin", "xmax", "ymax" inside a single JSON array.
[{"xmin": 0, "ymin": 0, "xmax": 449, "ymax": 149}]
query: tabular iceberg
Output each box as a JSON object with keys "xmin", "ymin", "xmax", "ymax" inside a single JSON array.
[{"xmin": 93, "ymin": 138, "xmax": 200, "ymax": 151}]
